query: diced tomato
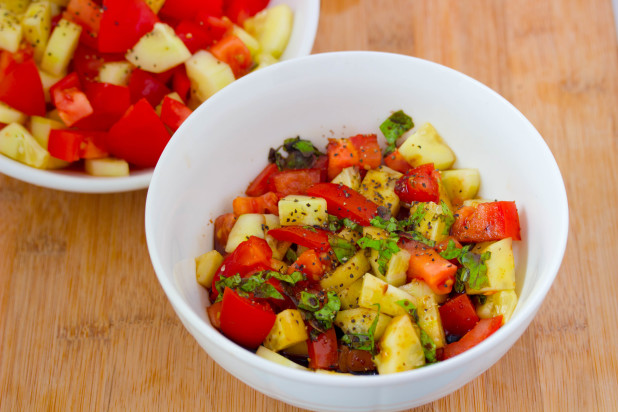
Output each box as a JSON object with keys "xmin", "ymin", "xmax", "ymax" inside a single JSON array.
[
  {"xmin": 175, "ymin": 20, "xmax": 214, "ymax": 54},
  {"xmin": 74, "ymin": 82, "xmax": 131, "ymax": 131},
  {"xmin": 307, "ymin": 327, "xmax": 339, "ymax": 370},
  {"xmin": 326, "ymin": 138, "xmax": 359, "ymax": 180},
  {"xmin": 384, "ymin": 149, "xmax": 412, "ymax": 174},
  {"xmin": 287, "ymin": 249, "xmax": 324, "ymax": 282},
  {"xmin": 50, "ymin": 73, "xmax": 94, "ymax": 126},
  {"xmin": 207, "ymin": 300, "xmax": 223, "ymax": 329},
  {"xmin": 72, "ymin": 44, "xmax": 125, "ymax": 83},
  {"xmin": 161, "ymin": 0, "xmax": 223, "ymax": 21},
  {"xmin": 269, "ymin": 169, "xmax": 321, "ymax": 197},
  {"xmin": 267, "ymin": 226, "xmax": 332, "ymax": 253},
  {"xmin": 224, "ymin": 0, "xmax": 269, "ymax": 25},
  {"xmin": 219, "ymin": 287, "xmax": 276, "ymax": 348},
  {"xmin": 232, "ymin": 191, "xmax": 279, "ymax": 216},
  {"xmin": 312, "ymin": 155, "xmax": 329, "ymax": 182},
  {"xmin": 306, "ymin": 183, "xmax": 379, "ymax": 226},
  {"xmin": 160, "ymin": 96, "xmax": 192, "ymax": 132},
  {"xmin": 98, "ymin": 0, "xmax": 158, "ymax": 53},
  {"xmin": 439, "ymin": 294, "xmax": 480, "ymax": 337},
  {"xmin": 451, "ymin": 201, "xmax": 521, "ymax": 243},
  {"xmin": 48, "ymin": 129, "xmax": 108, "ymax": 162},
  {"xmin": 394, "ymin": 163, "xmax": 440, "ymax": 204},
  {"xmin": 442, "ymin": 316, "xmax": 503, "ymax": 360},
  {"xmin": 106, "ymin": 98, "xmax": 171, "ymax": 167},
  {"xmin": 48, "ymin": 130, "xmax": 82, "ymax": 162},
  {"xmin": 128, "ymin": 69, "xmax": 171, "ymax": 107},
  {"xmin": 400, "ymin": 239, "xmax": 457, "ymax": 295},
  {"xmin": 52, "ymin": 87, "xmax": 94, "ymax": 127},
  {"xmin": 172, "ymin": 65, "xmax": 191, "ymax": 102},
  {"xmin": 214, "ymin": 213, "xmax": 237, "ymax": 253},
  {"xmin": 0, "ymin": 58, "xmax": 45, "ymax": 116},
  {"xmin": 245, "ymin": 163, "xmax": 279, "ymax": 197},
  {"xmin": 209, "ymin": 34, "xmax": 253, "ymax": 78},
  {"xmin": 194, "ymin": 15, "xmax": 232, "ymax": 44},
  {"xmin": 64, "ymin": 0, "xmax": 102, "ymax": 50},
  {"xmin": 349, "ymin": 134, "xmax": 382, "ymax": 171},
  {"xmin": 209, "ymin": 236, "xmax": 273, "ymax": 301}
]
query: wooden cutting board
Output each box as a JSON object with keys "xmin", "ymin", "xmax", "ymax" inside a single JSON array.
[{"xmin": 1, "ymin": 1, "xmax": 617, "ymax": 410}]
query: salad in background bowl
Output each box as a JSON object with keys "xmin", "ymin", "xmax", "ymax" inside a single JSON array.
[
  {"xmin": 0, "ymin": 0, "xmax": 319, "ymax": 192},
  {"xmin": 145, "ymin": 52, "xmax": 568, "ymax": 411}
]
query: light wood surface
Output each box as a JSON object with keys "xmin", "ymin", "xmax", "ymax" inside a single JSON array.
[{"xmin": 1, "ymin": 1, "xmax": 618, "ymax": 411}]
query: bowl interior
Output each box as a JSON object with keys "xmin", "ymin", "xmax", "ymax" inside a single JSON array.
[
  {"xmin": 0, "ymin": 0, "xmax": 319, "ymax": 193},
  {"xmin": 146, "ymin": 51, "xmax": 568, "ymax": 408}
]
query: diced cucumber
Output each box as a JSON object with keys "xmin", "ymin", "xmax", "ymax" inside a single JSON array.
[
  {"xmin": 22, "ymin": 1, "xmax": 51, "ymax": 62},
  {"xmin": 126, "ymin": 23, "xmax": 191, "ymax": 74},
  {"xmin": 278, "ymin": 195, "xmax": 328, "ymax": 227},
  {"xmin": 185, "ymin": 50, "xmax": 235, "ymax": 103},
  {"xmin": 0, "ymin": 8, "xmax": 23, "ymax": 53},
  {"xmin": 84, "ymin": 158, "xmax": 130, "ymax": 177},
  {"xmin": 40, "ymin": 18, "xmax": 81, "ymax": 76},
  {"xmin": 0, "ymin": 122, "xmax": 50, "ymax": 168},
  {"xmin": 398, "ymin": 123, "xmax": 456, "ymax": 170}
]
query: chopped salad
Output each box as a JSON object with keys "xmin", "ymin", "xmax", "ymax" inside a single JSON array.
[
  {"xmin": 196, "ymin": 110, "xmax": 521, "ymax": 374},
  {"xmin": 0, "ymin": 0, "xmax": 292, "ymax": 176}
]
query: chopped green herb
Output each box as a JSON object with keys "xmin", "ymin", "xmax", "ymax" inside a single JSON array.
[
  {"xmin": 313, "ymin": 291, "xmax": 341, "ymax": 330},
  {"xmin": 342, "ymin": 218, "xmax": 363, "ymax": 233},
  {"xmin": 214, "ymin": 274, "xmax": 242, "ymax": 301},
  {"xmin": 439, "ymin": 239, "xmax": 463, "ymax": 260},
  {"xmin": 328, "ymin": 235, "xmax": 357, "ymax": 264},
  {"xmin": 409, "ymin": 203, "xmax": 428, "ymax": 227},
  {"xmin": 268, "ymin": 270, "xmax": 305, "ymax": 285},
  {"xmin": 298, "ymin": 291, "xmax": 320, "ymax": 311},
  {"xmin": 341, "ymin": 304, "xmax": 381, "ymax": 353},
  {"xmin": 380, "ymin": 110, "xmax": 414, "ymax": 154},
  {"xmin": 395, "ymin": 299, "xmax": 419, "ymax": 322},
  {"xmin": 357, "ymin": 236, "xmax": 400, "ymax": 274},
  {"xmin": 404, "ymin": 231, "xmax": 435, "ymax": 247},
  {"xmin": 284, "ymin": 248, "xmax": 297, "ymax": 264},
  {"xmin": 327, "ymin": 214, "xmax": 342, "ymax": 232},
  {"xmin": 420, "ymin": 329, "xmax": 437, "ymax": 363},
  {"xmin": 453, "ymin": 248, "xmax": 491, "ymax": 292},
  {"xmin": 441, "ymin": 200, "xmax": 455, "ymax": 235},
  {"xmin": 370, "ymin": 216, "xmax": 401, "ymax": 232}
]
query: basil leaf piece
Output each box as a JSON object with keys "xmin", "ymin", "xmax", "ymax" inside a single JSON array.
[
  {"xmin": 284, "ymin": 248, "xmax": 297, "ymax": 264},
  {"xmin": 357, "ymin": 236, "xmax": 400, "ymax": 274},
  {"xmin": 341, "ymin": 304, "xmax": 381, "ymax": 353},
  {"xmin": 298, "ymin": 291, "xmax": 320, "ymax": 311},
  {"xmin": 342, "ymin": 218, "xmax": 363, "ymax": 233},
  {"xmin": 395, "ymin": 299, "xmax": 419, "ymax": 322},
  {"xmin": 420, "ymin": 329, "xmax": 437, "ymax": 363},
  {"xmin": 214, "ymin": 274, "xmax": 242, "ymax": 302},
  {"xmin": 314, "ymin": 291, "xmax": 341, "ymax": 330},
  {"xmin": 268, "ymin": 270, "xmax": 305, "ymax": 285},
  {"xmin": 441, "ymin": 200, "xmax": 455, "ymax": 235},
  {"xmin": 380, "ymin": 110, "xmax": 414, "ymax": 153},
  {"xmin": 328, "ymin": 235, "xmax": 357, "ymax": 264},
  {"xmin": 439, "ymin": 239, "xmax": 462, "ymax": 260}
]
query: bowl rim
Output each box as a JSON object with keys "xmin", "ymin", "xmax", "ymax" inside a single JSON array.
[
  {"xmin": 146, "ymin": 51, "xmax": 569, "ymax": 387},
  {"xmin": 0, "ymin": 0, "xmax": 320, "ymax": 193}
]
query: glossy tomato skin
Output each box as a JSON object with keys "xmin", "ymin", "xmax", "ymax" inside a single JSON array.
[
  {"xmin": 0, "ymin": 58, "xmax": 45, "ymax": 116},
  {"xmin": 451, "ymin": 201, "xmax": 521, "ymax": 243},
  {"xmin": 287, "ymin": 249, "xmax": 324, "ymax": 282},
  {"xmin": 267, "ymin": 226, "xmax": 332, "ymax": 253},
  {"xmin": 442, "ymin": 316, "xmax": 503, "ymax": 360},
  {"xmin": 219, "ymin": 287, "xmax": 276, "ymax": 349},
  {"xmin": 160, "ymin": 0, "xmax": 223, "ymax": 21},
  {"xmin": 106, "ymin": 98, "xmax": 171, "ymax": 167},
  {"xmin": 160, "ymin": 96, "xmax": 192, "ymax": 132},
  {"xmin": 224, "ymin": 0, "xmax": 269, "ymax": 24},
  {"xmin": 306, "ymin": 183, "xmax": 379, "ymax": 226},
  {"xmin": 307, "ymin": 327, "xmax": 339, "ymax": 370},
  {"xmin": 349, "ymin": 134, "xmax": 382, "ymax": 171},
  {"xmin": 128, "ymin": 69, "xmax": 171, "ymax": 107},
  {"xmin": 245, "ymin": 163, "xmax": 279, "ymax": 197},
  {"xmin": 98, "ymin": 0, "xmax": 158, "ymax": 53},
  {"xmin": 439, "ymin": 294, "xmax": 480, "ymax": 337},
  {"xmin": 394, "ymin": 163, "xmax": 440, "ymax": 204},
  {"xmin": 74, "ymin": 82, "xmax": 132, "ymax": 131}
]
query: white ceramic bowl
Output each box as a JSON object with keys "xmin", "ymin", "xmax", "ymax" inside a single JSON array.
[
  {"xmin": 145, "ymin": 52, "xmax": 568, "ymax": 411},
  {"xmin": 0, "ymin": 0, "xmax": 320, "ymax": 193}
]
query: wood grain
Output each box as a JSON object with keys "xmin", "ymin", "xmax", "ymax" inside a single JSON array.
[{"xmin": 1, "ymin": 1, "xmax": 618, "ymax": 410}]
